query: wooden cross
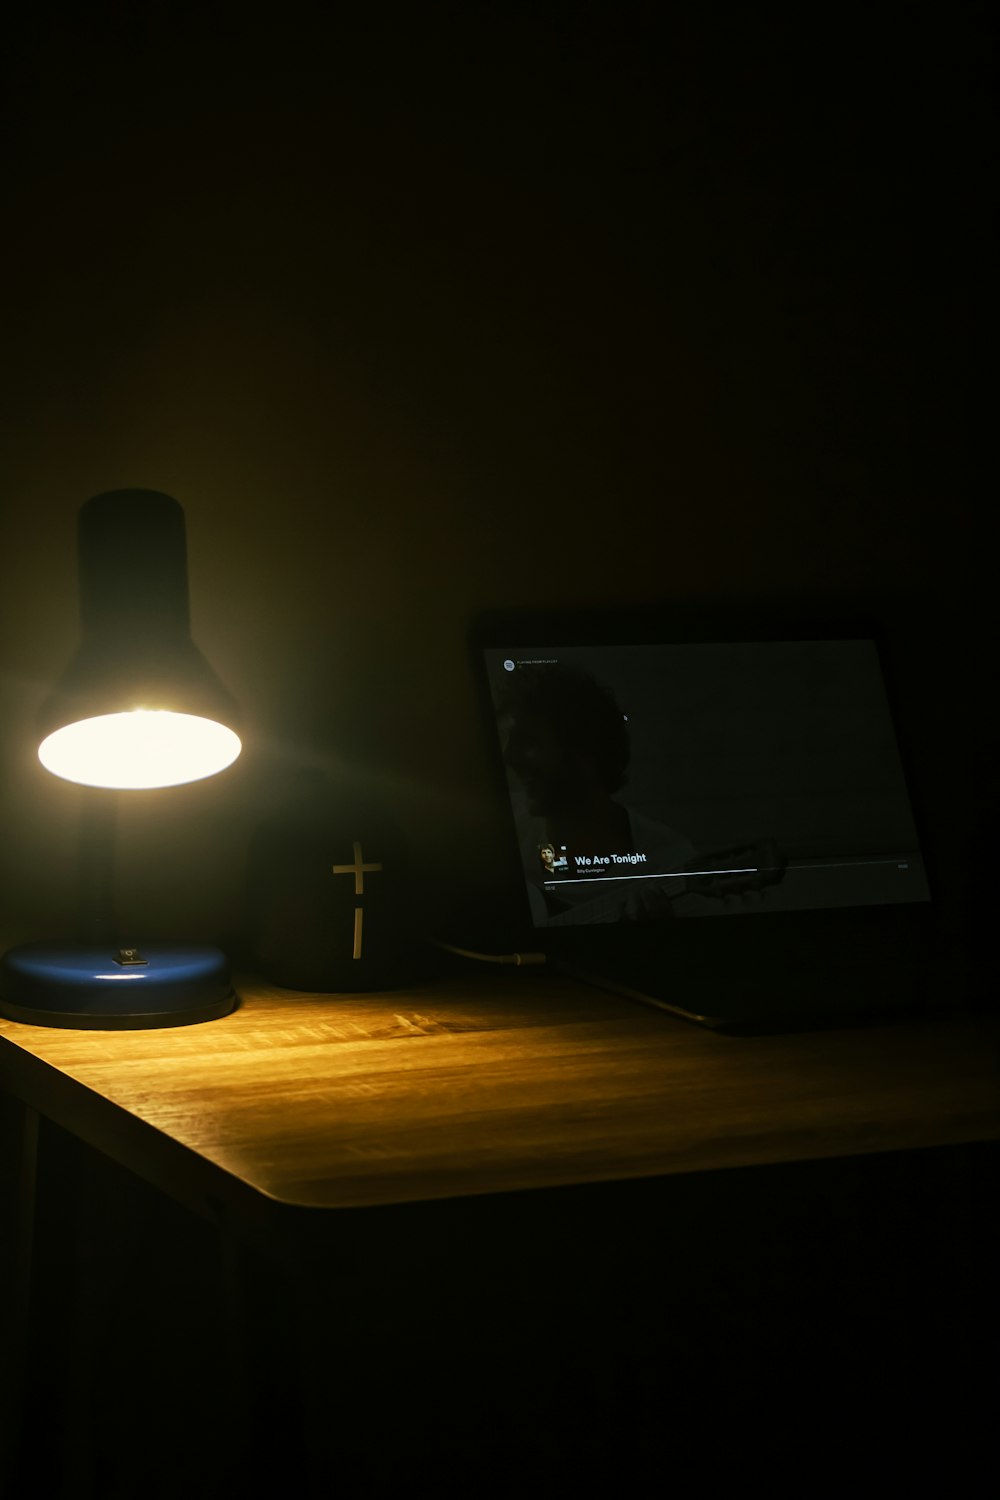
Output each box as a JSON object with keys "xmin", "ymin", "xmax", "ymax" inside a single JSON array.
[{"xmin": 332, "ymin": 840, "xmax": 383, "ymax": 959}]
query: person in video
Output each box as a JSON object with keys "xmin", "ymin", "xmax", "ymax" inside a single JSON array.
[
  {"xmin": 539, "ymin": 842, "xmax": 569, "ymax": 874},
  {"xmin": 497, "ymin": 664, "xmax": 693, "ymax": 922},
  {"xmin": 497, "ymin": 662, "xmax": 785, "ymax": 924}
]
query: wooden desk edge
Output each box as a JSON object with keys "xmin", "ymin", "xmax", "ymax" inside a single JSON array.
[{"xmin": 3, "ymin": 1014, "xmax": 999, "ymax": 1255}]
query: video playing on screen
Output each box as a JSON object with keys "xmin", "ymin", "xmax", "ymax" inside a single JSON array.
[{"xmin": 484, "ymin": 640, "xmax": 930, "ymax": 928}]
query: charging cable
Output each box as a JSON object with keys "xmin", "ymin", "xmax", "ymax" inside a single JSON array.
[{"xmin": 429, "ymin": 940, "xmax": 547, "ymax": 967}]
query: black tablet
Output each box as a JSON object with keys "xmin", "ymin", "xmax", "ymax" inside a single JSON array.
[{"xmin": 469, "ymin": 602, "xmax": 933, "ymax": 1033}]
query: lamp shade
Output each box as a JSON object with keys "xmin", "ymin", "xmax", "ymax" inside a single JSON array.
[{"xmin": 36, "ymin": 490, "xmax": 241, "ymax": 789}]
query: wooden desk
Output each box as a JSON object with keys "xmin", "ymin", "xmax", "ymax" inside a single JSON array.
[
  {"xmin": 1, "ymin": 969, "xmax": 998, "ymax": 1240},
  {"xmin": 2, "ymin": 972, "xmax": 997, "ymax": 1495}
]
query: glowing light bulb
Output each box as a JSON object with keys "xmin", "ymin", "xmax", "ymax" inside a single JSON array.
[{"xmin": 38, "ymin": 711, "xmax": 242, "ymax": 789}]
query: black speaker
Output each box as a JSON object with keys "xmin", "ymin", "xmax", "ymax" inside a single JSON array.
[{"xmin": 245, "ymin": 770, "xmax": 421, "ymax": 992}]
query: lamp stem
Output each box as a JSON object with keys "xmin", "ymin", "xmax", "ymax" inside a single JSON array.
[{"xmin": 76, "ymin": 794, "xmax": 119, "ymax": 946}]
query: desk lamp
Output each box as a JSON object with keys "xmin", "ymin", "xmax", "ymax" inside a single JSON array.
[{"xmin": 0, "ymin": 490, "xmax": 241, "ymax": 1029}]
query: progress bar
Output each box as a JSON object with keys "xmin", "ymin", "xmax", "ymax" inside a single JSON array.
[
  {"xmin": 543, "ymin": 857, "xmax": 918, "ymax": 889},
  {"xmin": 545, "ymin": 865, "xmax": 758, "ymax": 888}
]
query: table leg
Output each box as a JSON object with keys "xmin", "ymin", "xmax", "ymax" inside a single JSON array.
[{"xmin": 0, "ymin": 1102, "xmax": 39, "ymax": 1491}]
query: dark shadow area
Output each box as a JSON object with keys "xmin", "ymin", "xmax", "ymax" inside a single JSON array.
[{"xmin": 3, "ymin": 1109, "xmax": 995, "ymax": 1497}]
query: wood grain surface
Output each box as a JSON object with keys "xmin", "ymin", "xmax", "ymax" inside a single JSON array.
[{"xmin": 1, "ymin": 971, "xmax": 997, "ymax": 1219}]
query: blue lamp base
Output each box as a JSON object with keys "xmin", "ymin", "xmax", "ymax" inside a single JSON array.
[{"xmin": 0, "ymin": 943, "xmax": 236, "ymax": 1029}]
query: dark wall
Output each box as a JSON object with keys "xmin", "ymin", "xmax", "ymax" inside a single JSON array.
[{"xmin": 0, "ymin": 7, "xmax": 990, "ymax": 976}]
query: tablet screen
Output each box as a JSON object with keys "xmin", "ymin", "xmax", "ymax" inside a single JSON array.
[{"xmin": 482, "ymin": 638, "xmax": 930, "ymax": 929}]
